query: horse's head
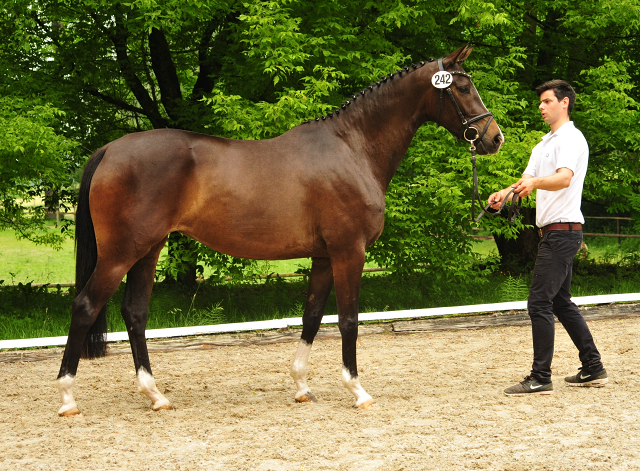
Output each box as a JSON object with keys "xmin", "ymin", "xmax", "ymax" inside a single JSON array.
[{"xmin": 428, "ymin": 45, "xmax": 504, "ymax": 155}]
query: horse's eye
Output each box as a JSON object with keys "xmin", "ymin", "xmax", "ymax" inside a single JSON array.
[{"xmin": 458, "ymin": 86, "xmax": 470, "ymax": 94}]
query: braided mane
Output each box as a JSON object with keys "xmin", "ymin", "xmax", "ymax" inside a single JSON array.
[{"xmin": 301, "ymin": 58, "xmax": 436, "ymax": 125}]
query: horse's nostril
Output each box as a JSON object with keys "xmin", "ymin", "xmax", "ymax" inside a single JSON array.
[{"xmin": 494, "ymin": 133, "xmax": 503, "ymax": 146}]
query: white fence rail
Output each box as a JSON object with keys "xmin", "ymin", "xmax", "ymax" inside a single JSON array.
[{"xmin": 1, "ymin": 293, "xmax": 639, "ymax": 351}]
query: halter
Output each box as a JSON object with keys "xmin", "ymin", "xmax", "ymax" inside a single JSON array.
[{"xmin": 435, "ymin": 58, "xmax": 521, "ymax": 223}]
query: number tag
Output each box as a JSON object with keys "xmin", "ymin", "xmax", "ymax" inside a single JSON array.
[{"xmin": 431, "ymin": 71, "xmax": 453, "ymax": 89}]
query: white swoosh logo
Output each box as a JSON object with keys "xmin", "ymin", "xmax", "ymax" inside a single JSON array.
[
  {"xmin": 530, "ymin": 384, "xmax": 543, "ymax": 389},
  {"xmin": 580, "ymin": 374, "xmax": 590, "ymax": 379}
]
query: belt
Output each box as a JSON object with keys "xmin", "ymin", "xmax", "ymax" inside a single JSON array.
[{"xmin": 538, "ymin": 223, "xmax": 582, "ymax": 237}]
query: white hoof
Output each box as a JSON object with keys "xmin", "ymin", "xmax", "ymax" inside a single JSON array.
[
  {"xmin": 58, "ymin": 404, "xmax": 82, "ymax": 417},
  {"xmin": 355, "ymin": 398, "xmax": 377, "ymax": 409},
  {"xmin": 291, "ymin": 340, "xmax": 315, "ymax": 403},
  {"xmin": 294, "ymin": 390, "xmax": 318, "ymax": 403},
  {"xmin": 342, "ymin": 367, "xmax": 374, "ymax": 408},
  {"xmin": 137, "ymin": 367, "xmax": 172, "ymax": 411},
  {"xmin": 57, "ymin": 374, "xmax": 81, "ymax": 417}
]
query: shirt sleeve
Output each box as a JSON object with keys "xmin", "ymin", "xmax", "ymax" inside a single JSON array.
[
  {"xmin": 555, "ymin": 134, "xmax": 583, "ymax": 173},
  {"xmin": 523, "ymin": 153, "xmax": 537, "ymax": 177}
]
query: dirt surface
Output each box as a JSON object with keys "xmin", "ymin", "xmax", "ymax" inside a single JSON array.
[{"xmin": 1, "ymin": 314, "xmax": 639, "ymax": 470}]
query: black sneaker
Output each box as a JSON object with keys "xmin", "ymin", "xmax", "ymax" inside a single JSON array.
[
  {"xmin": 504, "ymin": 375, "xmax": 553, "ymax": 396},
  {"xmin": 564, "ymin": 368, "xmax": 608, "ymax": 387}
]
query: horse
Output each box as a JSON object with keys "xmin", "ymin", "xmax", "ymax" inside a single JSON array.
[{"xmin": 56, "ymin": 45, "xmax": 503, "ymax": 416}]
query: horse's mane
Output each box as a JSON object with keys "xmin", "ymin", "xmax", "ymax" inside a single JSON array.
[{"xmin": 300, "ymin": 58, "xmax": 436, "ymax": 125}]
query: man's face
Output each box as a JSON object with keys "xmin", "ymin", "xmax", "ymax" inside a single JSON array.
[{"xmin": 538, "ymin": 89, "xmax": 569, "ymax": 127}]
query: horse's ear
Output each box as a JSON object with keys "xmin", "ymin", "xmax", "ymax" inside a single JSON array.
[{"xmin": 442, "ymin": 44, "xmax": 474, "ymax": 68}]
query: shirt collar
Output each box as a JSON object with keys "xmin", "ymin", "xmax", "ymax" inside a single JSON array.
[{"xmin": 541, "ymin": 121, "xmax": 575, "ymax": 142}]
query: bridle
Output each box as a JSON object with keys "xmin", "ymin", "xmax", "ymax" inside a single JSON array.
[
  {"xmin": 435, "ymin": 58, "xmax": 494, "ymax": 145},
  {"xmin": 434, "ymin": 57, "xmax": 521, "ymax": 223}
]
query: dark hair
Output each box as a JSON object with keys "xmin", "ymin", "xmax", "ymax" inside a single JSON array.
[{"xmin": 535, "ymin": 80, "xmax": 576, "ymax": 115}]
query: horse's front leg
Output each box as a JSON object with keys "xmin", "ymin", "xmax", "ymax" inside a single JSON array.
[
  {"xmin": 331, "ymin": 249, "xmax": 376, "ymax": 409},
  {"xmin": 291, "ymin": 257, "xmax": 334, "ymax": 403}
]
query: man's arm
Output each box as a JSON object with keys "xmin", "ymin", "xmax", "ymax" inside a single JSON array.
[
  {"xmin": 487, "ymin": 168, "xmax": 574, "ymax": 209},
  {"xmin": 511, "ymin": 167, "xmax": 574, "ymax": 197}
]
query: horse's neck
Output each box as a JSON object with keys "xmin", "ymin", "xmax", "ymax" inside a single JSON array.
[{"xmin": 331, "ymin": 69, "xmax": 433, "ymax": 191}]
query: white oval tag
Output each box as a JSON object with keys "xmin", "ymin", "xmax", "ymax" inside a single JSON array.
[{"xmin": 432, "ymin": 71, "xmax": 453, "ymax": 89}]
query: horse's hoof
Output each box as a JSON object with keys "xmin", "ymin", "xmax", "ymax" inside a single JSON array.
[
  {"xmin": 152, "ymin": 403, "xmax": 173, "ymax": 411},
  {"xmin": 58, "ymin": 406, "xmax": 82, "ymax": 417},
  {"xmin": 295, "ymin": 391, "xmax": 318, "ymax": 403},
  {"xmin": 356, "ymin": 399, "xmax": 377, "ymax": 410}
]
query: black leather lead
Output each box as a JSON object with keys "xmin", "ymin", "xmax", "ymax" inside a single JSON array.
[{"xmin": 433, "ymin": 56, "xmax": 517, "ymax": 223}]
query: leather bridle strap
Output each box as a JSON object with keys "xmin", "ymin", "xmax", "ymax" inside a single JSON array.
[
  {"xmin": 436, "ymin": 58, "xmax": 494, "ymax": 143},
  {"xmin": 468, "ymin": 133, "xmax": 521, "ymax": 223},
  {"xmin": 474, "ymin": 184, "xmax": 522, "ymax": 223}
]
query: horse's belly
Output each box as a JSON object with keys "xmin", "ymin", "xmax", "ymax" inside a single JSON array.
[{"xmin": 179, "ymin": 213, "xmax": 322, "ymax": 261}]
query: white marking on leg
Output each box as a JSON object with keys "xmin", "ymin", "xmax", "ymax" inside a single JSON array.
[
  {"xmin": 341, "ymin": 367, "xmax": 374, "ymax": 408},
  {"xmin": 57, "ymin": 374, "xmax": 80, "ymax": 416},
  {"xmin": 290, "ymin": 340, "xmax": 315, "ymax": 401},
  {"xmin": 137, "ymin": 367, "xmax": 172, "ymax": 411}
]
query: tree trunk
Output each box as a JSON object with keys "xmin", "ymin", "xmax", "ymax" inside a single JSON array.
[{"xmin": 493, "ymin": 207, "xmax": 541, "ymax": 270}]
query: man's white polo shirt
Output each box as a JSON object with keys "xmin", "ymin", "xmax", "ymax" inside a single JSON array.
[{"xmin": 523, "ymin": 121, "xmax": 588, "ymax": 228}]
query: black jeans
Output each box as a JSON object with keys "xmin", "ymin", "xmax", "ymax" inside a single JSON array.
[{"xmin": 527, "ymin": 230, "xmax": 603, "ymax": 382}]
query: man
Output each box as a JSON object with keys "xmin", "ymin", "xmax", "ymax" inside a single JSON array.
[{"xmin": 488, "ymin": 80, "xmax": 607, "ymax": 396}]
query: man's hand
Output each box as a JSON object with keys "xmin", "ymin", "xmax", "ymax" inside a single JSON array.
[
  {"xmin": 511, "ymin": 177, "xmax": 536, "ymax": 198},
  {"xmin": 488, "ymin": 174, "xmax": 537, "ymax": 209},
  {"xmin": 487, "ymin": 189, "xmax": 508, "ymax": 210},
  {"xmin": 488, "ymin": 169, "xmax": 573, "ymax": 210}
]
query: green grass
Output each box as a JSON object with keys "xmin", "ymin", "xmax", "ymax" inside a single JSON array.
[
  {"xmin": 0, "ymin": 230, "xmax": 75, "ymax": 285},
  {"xmin": 1, "ymin": 229, "xmax": 639, "ymax": 341},
  {"xmin": 582, "ymin": 235, "xmax": 640, "ymax": 265}
]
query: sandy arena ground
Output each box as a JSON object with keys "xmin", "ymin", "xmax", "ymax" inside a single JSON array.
[{"xmin": 1, "ymin": 315, "xmax": 639, "ymax": 470}]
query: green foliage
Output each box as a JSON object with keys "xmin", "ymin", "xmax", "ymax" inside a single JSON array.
[
  {"xmin": 0, "ymin": 96, "xmax": 79, "ymax": 247},
  {"xmin": 368, "ymin": 126, "xmax": 478, "ymax": 278},
  {"xmin": 449, "ymin": 0, "xmax": 640, "ymax": 255},
  {"xmin": 156, "ymin": 233, "xmax": 202, "ymax": 281},
  {"xmin": 499, "ymin": 275, "xmax": 529, "ymax": 302},
  {"xmin": 575, "ymin": 61, "xmax": 640, "ymax": 216},
  {"xmin": 0, "ymin": 281, "xmax": 75, "ymax": 340},
  {"xmin": 1, "ymin": 0, "xmax": 638, "ymax": 280},
  {"xmin": 196, "ymin": 244, "xmax": 260, "ymax": 282}
]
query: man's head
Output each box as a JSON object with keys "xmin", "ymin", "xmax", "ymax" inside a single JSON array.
[
  {"xmin": 535, "ymin": 80, "xmax": 575, "ymax": 131},
  {"xmin": 535, "ymin": 80, "xmax": 576, "ymax": 115}
]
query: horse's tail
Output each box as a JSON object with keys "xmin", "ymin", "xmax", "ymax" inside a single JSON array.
[{"xmin": 77, "ymin": 147, "xmax": 108, "ymax": 359}]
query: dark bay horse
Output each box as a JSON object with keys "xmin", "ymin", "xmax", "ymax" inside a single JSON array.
[{"xmin": 56, "ymin": 45, "xmax": 503, "ymax": 416}]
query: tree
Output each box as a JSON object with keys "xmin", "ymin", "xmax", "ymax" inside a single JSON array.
[
  {"xmin": 2, "ymin": 0, "xmax": 638, "ymax": 280},
  {"xmin": 2, "ymin": 0, "xmax": 473, "ymax": 280},
  {"xmin": 0, "ymin": 95, "xmax": 78, "ymax": 247},
  {"xmin": 449, "ymin": 0, "xmax": 640, "ymax": 268}
]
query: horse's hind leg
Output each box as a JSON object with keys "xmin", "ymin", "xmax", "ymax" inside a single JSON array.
[
  {"xmin": 120, "ymin": 237, "xmax": 172, "ymax": 411},
  {"xmin": 290, "ymin": 257, "xmax": 334, "ymax": 403},
  {"xmin": 57, "ymin": 264, "xmax": 129, "ymax": 416}
]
